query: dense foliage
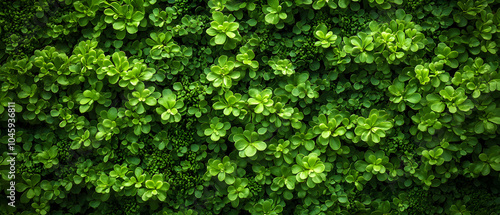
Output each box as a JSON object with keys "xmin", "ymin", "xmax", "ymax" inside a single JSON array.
[{"xmin": 1, "ymin": 0, "xmax": 500, "ymax": 214}]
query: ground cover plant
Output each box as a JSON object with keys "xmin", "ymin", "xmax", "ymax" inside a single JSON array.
[{"xmin": 1, "ymin": 0, "xmax": 500, "ymax": 214}]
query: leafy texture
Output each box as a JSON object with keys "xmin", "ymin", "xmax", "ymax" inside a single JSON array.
[{"xmin": 1, "ymin": 1, "xmax": 500, "ymax": 214}]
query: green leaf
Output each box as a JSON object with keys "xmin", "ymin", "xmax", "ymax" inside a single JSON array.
[
  {"xmin": 489, "ymin": 117, "xmax": 500, "ymax": 124},
  {"xmin": 265, "ymin": 13, "xmax": 279, "ymax": 24},
  {"xmin": 212, "ymin": 11, "xmax": 224, "ymax": 24},
  {"xmin": 406, "ymin": 93, "xmax": 421, "ymax": 104},
  {"xmin": 132, "ymin": 11, "xmax": 145, "ymax": 22},
  {"xmin": 206, "ymin": 28, "xmax": 217, "ymax": 36},
  {"xmin": 355, "ymin": 161, "xmax": 368, "ymax": 172},
  {"xmin": 338, "ymin": 195, "xmax": 348, "ymax": 203},
  {"xmin": 228, "ymin": 192, "xmax": 238, "ymax": 201},
  {"xmin": 304, "ymin": 139, "xmax": 315, "ymax": 151},
  {"xmin": 351, "ymin": 37, "xmax": 362, "ymax": 47},
  {"xmin": 253, "ymin": 141, "xmax": 267, "ymax": 151},
  {"xmin": 107, "ymin": 108, "xmax": 118, "ymax": 119},
  {"xmin": 268, "ymin": 0, "xmax": 279, "ymax": 8},
  {"xmin": 235, "ymin": 140, "xmax": 247, "ymax": 151},
  {"xmin": 104, "ymin": 8, "xmax": 115, "ymax": 16},
  {"xmin": 245, "ymin": 146, "xmax": 257, "ymax": 157},
  {"xmin": 213, "ymin": 102, "xmax": 226, "ymax": 110},
  {"xmin": 430, "ymin": 102, "xmax": 445, "ymax": 113},
  {"xmin": 339, "ymin": 0, "xmax": 350, "ymax": 8},
  {"xmin": 89, "ymin": 200, "xmax": 101, "ymax": 208},
  {"xmin": 215, "ymin": 33, "xmax": 226, "ymax": 44},
  {"xmin": 330, "ymin": 137, "xmax": 341, "ymax": 150},
  {"xmin": 113, "ymin": 21, "xmax": 126, "ymax": 31},
  {"xmin": 255, "ymin": 104, "xmax": 264, "ymax": 113},
  {"xmin": 491, "ymin": 163, "xmax": 500, "ymax": 171},
  {"xmin": 371, "ymin": 134, "xmax": 380, "ymax": 143},
  {"xmin": 218, "ymin": 172, "xmax": 225, "ymax": 181},
  {"xmin": 227, "ymin": 23, "xmax": 239, "ymax": 32},
  {"xmin": 145, "ymin": 97, "xmax": 157, "ymax": 106},
  {"xmin": 145, "ymin": 180, "xmax": 155, "ymax": 189},
  {"xmin": 126, "ymin": 26, "xmax": 138, "ymax": 34}
]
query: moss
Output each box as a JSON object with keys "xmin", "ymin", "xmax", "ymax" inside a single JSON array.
[
  {"xmin": 121, "ymin": 196, "xmax": 141, "ymax": 215},
  {"xmin": 16, "ymin": 153, "xmax": 44, "ymax": 175},
  {"xmin": 403, "ymin": 0, "xmax": 433, "ymax": 12},
  {"xmin": 454, "ymin": 177, "xmax": 500, "ymax": 214},
  {"xmin": 406, "ymin": 186, "xmax": 434, "ymax": 214},
  {"xmin": 0, "ymin": 0, "xmax": 75, "ymax": 62},
  {"xmin": 56, "ymin": 138, "xmax": 72, "ymax": 163},
  {"xmin": 247, "ymin": 177, "xmax": 264, "ymax": 202}
]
